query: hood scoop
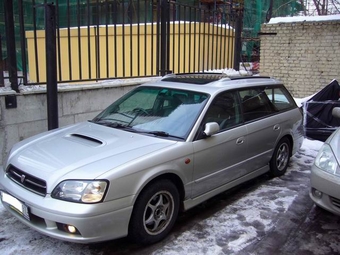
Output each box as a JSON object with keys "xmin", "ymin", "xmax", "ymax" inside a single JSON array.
[{"xmin": 65, "ymin": 133, "xmax": 104, "ymax": 147}]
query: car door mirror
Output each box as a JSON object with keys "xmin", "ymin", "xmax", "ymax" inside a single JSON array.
[
  {"xmin": 332, "ymin": 107, "xmax": 340, "ymax": 118},
  {"xmin": 203, "ymin": 122, "xmax": 220, "ymax": 137}
]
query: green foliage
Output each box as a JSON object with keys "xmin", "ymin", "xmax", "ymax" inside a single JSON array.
[{"xmin": 242, "ymin": 0, "xmax": 305, "ymax": 62}]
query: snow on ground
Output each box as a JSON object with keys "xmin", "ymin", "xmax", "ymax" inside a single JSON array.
[
  {"xmin": 152, "ymin": 139, "xmax": 323, "ymax": 255},
  {"xmin": 0, "ymin": 138, "xmax": 324, "ymax": 255},
  {"xmin": 158, "ymin": 185, "xmax": 297, "ymax": 254}
]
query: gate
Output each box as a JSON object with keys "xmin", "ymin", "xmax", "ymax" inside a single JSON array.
[{"xmin": 1, "ymin": 0, "xmax": 243, "ymax": 90}]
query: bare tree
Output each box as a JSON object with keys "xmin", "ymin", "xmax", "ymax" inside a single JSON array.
[
  {"xmin": 300, "ymin": 0, "xmax": 307, "ymax": 15},
  {"xmin": 313, "ymin": 0, "xmax": 328, "ymax": 15},
  {"xmin": 330, "ymin": 0, "xmax": 340, "ymax": 12},
  {"xmin": 312, "ymin": 0, "xmax": 340, "ymax": 14}
]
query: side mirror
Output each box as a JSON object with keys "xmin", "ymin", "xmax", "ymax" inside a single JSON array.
[
  {"xmin": 203, "ymin": 122, "xmax": 220, "ymax": 137},
  {"xmin": 332, "ymin": 107, "xmax": 340, "ymax": 118}
]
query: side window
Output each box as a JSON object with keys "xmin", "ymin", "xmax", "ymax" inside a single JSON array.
[
  {"xmin": 264, "ymin": 87, "xmax": 295, "ymax": 111},
  {"xmin": 240, "ymin": 88, "xmax": 275, "ymax": 122},
  {"xmin": 203, "ymin": 91, "xmax": 242, "ymax": 131}
]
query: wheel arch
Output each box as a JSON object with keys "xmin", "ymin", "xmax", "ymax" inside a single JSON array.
[
  {"xmin": 277, "ymin": 134, "xmax": 293, "ymax": 157},
  {"xmin": 127, "ymin": 173, "xmax": 185, "ymax": 244},
  {"xmin": 133, "ymin": 173, "xmax": 185, "ymax": 216},
  {"xmin": 133, "ymin": 173, "xmax": 186, "ymax": 212},
  {"xmin": 269, "ymin": 135, "xmax": 293, "ymax": 177},
  {"xmin": 285, "ymin": 134, "xmax": 293, "ymax": 157}
]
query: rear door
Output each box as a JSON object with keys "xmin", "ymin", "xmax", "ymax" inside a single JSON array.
[{"xmin": 240, "ymin": 87, "xmax": 282, "ymax": 172}]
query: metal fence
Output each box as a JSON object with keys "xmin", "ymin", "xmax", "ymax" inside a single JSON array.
[{"xmin": 1, "ymin": 0, "xmax": 243, "ymax": 91}]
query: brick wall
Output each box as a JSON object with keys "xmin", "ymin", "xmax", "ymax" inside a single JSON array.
[{"xmin": 260, "ymin": 20, "xmax": 340, "ymax": 98}]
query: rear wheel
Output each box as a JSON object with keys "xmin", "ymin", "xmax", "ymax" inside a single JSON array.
[
  {"xmin": 128, "ymin": 179, "xmax": 179, "ymax": 245},
  {"xmin": 269, "ymin": 137, "xmax": 291, "ymax": 177}
]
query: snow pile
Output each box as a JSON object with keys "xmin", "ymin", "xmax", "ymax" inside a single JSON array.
[{"xmin": 203, "ymin": 68, "xmax": 251, "ymax": 76}]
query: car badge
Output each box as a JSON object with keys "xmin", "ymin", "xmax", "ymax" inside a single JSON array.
[{"xmin": 20, "ymin": 174, "xmax": 26, "ymax": 183}]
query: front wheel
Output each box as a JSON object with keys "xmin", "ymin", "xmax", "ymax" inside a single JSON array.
[
  {"xmin": 128, "ymin": 179, "xmax": 180, "ymax": 245},
  {"xmin": 269, "ymin": 137, "xmax": 291, "ymax": 177}
]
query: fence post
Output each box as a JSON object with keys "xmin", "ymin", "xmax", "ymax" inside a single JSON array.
[
  {"xmin": 160, "ymin": 0, "xmax": 169, "ymax": 76},
  {"xmin": 18, "ymin": 0, "xmax": 28, "ymax": 85},
  {"xmin": 233, "ymin": 7, "xmax": 243, "ymax": 71},
  {"xmin": 4, "ymin": 0, "xmax": 19, "ymax": 92},
  {"xmin": 45, "ymin": 3, "xmax": 59, "ymax": 130},
  {"xmin": 0, "ymin": 35, "xmax": 4, "ymax": 87}
]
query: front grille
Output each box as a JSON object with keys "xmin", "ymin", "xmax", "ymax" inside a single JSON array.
[
  {"xmin": 6, "ymin": 165, "xmax": 47, "ymax": 196},
  {"xmin": 330, "ymin": 196, "xmax": 340, "ymax": 209}
]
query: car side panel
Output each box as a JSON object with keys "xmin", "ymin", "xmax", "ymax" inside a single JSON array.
[
  {"xmin": 245, "ymin": 115, "xmax": 281, "ymax": 171},
  {"xmin": 192, "ymin": 125, "xmax": 248, "ymax": 197}
]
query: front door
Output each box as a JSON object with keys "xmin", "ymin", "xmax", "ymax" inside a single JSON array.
[{"xmin": 192, "ymin": 91, "xmax": 248, "ymax": 197}]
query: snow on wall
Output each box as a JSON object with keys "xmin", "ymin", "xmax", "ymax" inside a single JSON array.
[{"xmin": 269, "ymin": 14, "xmax": 340, "ymax": 24}]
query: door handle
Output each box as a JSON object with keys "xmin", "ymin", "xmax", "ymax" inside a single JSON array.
[
  {"xmin": 236, "ymin": 137, "xmax": 244, "ymax": 144},
  {"xmin": 273, "ymin": 125, "xmax": 280, "ymax": 131}
]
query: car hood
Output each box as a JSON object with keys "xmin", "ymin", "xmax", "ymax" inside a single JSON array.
[{"xmin": 8, "ymin": 122, "xmax": 176, "ymax": 182}]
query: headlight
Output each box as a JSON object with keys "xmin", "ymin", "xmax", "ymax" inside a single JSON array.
[
  {"xmin": 51, "ymin": 180, "xmax": 108, "ymax": 203},
  {"xmin": 314, "ymin": 144, "xmax": 340, "ymax": 176}
]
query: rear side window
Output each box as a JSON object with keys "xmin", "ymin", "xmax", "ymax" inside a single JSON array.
[
  {"xmin": 239, "ymin": 85, "xmax": 296, "ymax": 122},
  {"xmin": 240, "ymin": 88, "xmax": 276, "ymax": 122},
  {"xmin": 264, "ymin": 87, "xmax": 296, "ymax": 111}
]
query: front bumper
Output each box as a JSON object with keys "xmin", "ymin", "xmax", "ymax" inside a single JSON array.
[
  {"xmin": 0, "ymin": 166, "xmax": 134, "ymax": 243},
  {"xmin": 310, "ymin": 164, "xmax": 340, "ymax": 216}
]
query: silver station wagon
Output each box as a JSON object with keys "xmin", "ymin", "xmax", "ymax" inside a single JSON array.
[{"xmin": 0, "ymin": 74, "xmax": 303, "ymax": 244}]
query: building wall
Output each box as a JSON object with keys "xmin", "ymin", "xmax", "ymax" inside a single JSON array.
[
  {"xmin": 259, "ymin": 19, "xmax": 340, "ymax": 98},
  {"xmin": 0, "ymin": 81, "xmax": 145, "ymax": 166}
]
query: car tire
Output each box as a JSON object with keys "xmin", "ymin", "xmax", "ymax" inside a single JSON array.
[
  {"xmin": 128, "ymin": 179, "xmax": 180, "ymax": 245},
  {"xmin": 269, "ymin": 137, "xmax": 291, "ymax": 177}
]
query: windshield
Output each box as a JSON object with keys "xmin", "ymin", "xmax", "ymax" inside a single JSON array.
[{"xmin": 92, "ymin": 86, "xmax": 209, "ymax": 140}]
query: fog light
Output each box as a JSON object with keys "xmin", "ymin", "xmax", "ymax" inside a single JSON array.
[
  {"xmin": 313, "ymin": 189, "xmax": 323, "ymax": 198},
  {"xmin": 57, "ymin": 222, "xmax": 81, "ymax": 235},
  {"xmin": 67, "ymin": 225, "xmax": 77, "ymax": 234}
]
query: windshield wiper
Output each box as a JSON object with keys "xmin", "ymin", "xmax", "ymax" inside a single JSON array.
[
  {"xmin": 144, "ymin": 131, "xmax": 185, "ymax": 140},
  {"xmin": 89, "ymin": 120, "xmax": 131, "ymax": 129},
  {"xmin": 90, "ymin": 120, "xmax": 185, "ymax": 140}
]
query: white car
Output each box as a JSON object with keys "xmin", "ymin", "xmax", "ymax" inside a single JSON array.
[
  {"xmin": 0, "ymin": 74, "xmax": 303, "ymax": 244},
  {"xmin": 310, "ymin": 107, "xmax": 340, "ymax": 215}
]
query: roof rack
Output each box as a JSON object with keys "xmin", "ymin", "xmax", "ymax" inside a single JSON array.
[
  {"xmin": 161, "ymin": 73, "xmax": 273, "ymax": 85},
  {"xmin": 228, "ymin": 76, "xmax": 271, "ymax": 80},
  {"xmin": 161, "ymin": 73, "xmax": 229, "ymax": 85}
]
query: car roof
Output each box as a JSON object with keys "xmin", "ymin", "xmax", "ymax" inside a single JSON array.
[{"xmin": 144, "ymin": 73, "xmax": 283, "ymax": 95}]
